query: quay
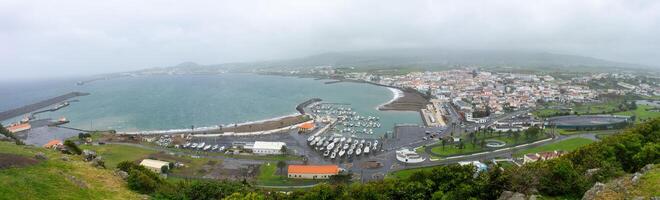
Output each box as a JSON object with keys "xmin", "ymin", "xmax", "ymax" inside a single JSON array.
[{"xmin": 0, "ymin": 92, "xmax": 89, "ymax": 121}]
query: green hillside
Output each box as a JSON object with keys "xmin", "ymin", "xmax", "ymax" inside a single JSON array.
[{"xmin": 0, "ymin": 142, "xmax": 143, "ymax": 200}]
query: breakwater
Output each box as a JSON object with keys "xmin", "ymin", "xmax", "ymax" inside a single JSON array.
[
  {"xmin": 296, "ymin": 98, "xmax": 322, "ymax": 114},
  {"xmin": 0, "ymin": 92, "xmax": 89, "ymax": 121}
]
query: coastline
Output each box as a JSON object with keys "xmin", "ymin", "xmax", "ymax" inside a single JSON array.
[{"xmin": 379, "ymin": 87, "xmax": 404, "ymax": 109}]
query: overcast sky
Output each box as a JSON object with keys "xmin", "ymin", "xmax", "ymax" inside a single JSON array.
[{"xmin": 1, "ymin": 0, "xmax": 659, "ymax": 80}]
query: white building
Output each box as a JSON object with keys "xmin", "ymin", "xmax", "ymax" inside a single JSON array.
[
  {"xmin": 396, "ymin": 148, "xmax": 425, "ymax": 163},
  {"xmin": 139, "ymin": 159, "xmax": 170, "ymax": 174},
  {"xmin": 248, "ymin": 141, "xmax": 286, "ymax": 155}
]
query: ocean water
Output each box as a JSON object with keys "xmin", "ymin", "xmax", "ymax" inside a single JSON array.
[{"xmin": 1, "ymin": 73, "xmax": 421, "ymax": 135}]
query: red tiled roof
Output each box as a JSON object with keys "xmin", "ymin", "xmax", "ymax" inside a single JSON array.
[
  {"xmin": 288, "ymin": 165, "xmax": 339, "ymax": 174},
  {"xmin": 43, "ymin": 140, "xmax": 62, "ymax": 148},
  {"xmin": 298, "ymin": 122, "xmax": 315, "ymax": 129}
]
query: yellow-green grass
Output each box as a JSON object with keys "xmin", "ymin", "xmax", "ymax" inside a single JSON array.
[
  {"xmin": 430, "ymin": 144, "xmax": 481, "ymax": 156},
  {"xmin": 533, "ymin": 109, "xmax": 568, "ymax": 118},
  {"xmin": 389, "ymin": 166, "xmax": 436, "ymax": 179},
  {"xmin": 630, "ymin": 166, "xmax": 660, "ymax": 197},
  {"xmin": 615, "ymin": 105, "xmax": 660, "ymax": 123},
  {"xmin": 80, "ymin": 144, "xmax": 160, "ymax": 169},
  {"xmin": 513, "ymin": 137, "xmax": 594, "ymax": 157},
  {"xmin": 430, "ymin": 134, "xmax": 548, "ymax": 157},
  {"xmin": 0, "ymin": 142, "xmax": 142, "ymax": 199},
  {"xmin": 256, "ymin": 162, "xmax": 319, "ymax": 186},
  {"xmin": 554, "ymin": 129, "xmax": 620, "ymax": 136}
]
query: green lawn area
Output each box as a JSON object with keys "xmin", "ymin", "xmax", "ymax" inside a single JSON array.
[
  {"xmin": 390, "ymin": 166, "xmax": 436, "ymax": 179},
  {"xmin": 0, "ymin": 142, "xmax": 141, "ymax": 199},
  {"xmin": 430, "ymin": 143, "xmax": 481, "ymax": 156},
  {"xmin": 533, "ymin": 99, "xmax": 633, "ymax": 118},
  {"xmin": 615, "ymin": 105, "xmax": 660, "ymax": 124},
  {"xmin": 80, "ymin": 144, "xmax": 160, "ymax": 169},
  {"xmin": 554, "ymin": 129, "xmax": 621, "ymax": 136},
  {"xmin": 533, "ymin": 108, "xmax": 568, "ymax": 118},
  {"xmin": 513, "ymin": 137, "xmax": 595, "ymax": 157},
  {"xmin": 256, "ymin": 162, "xmax": 319, "ymax": 186},
  {"xmin": 429, "ymin": 133, "xmax": 549, "ymax": 157}
]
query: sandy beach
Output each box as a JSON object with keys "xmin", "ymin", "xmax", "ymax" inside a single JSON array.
[
  {"xmin": 378, "ymin": 87, "xmax": 429, "ymax": 112},
  {"xmin": 379, "ymin": 87, "xmax": 404, "ymax": 108}
]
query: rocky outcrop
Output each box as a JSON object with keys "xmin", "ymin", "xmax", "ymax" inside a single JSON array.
[
  {"xmin": 90, "ymin": 156, "xmax": 105, "ymax": 168},
  {"xmin": 34, "ymin": 152, "xmax": 48, "ymax": 160},
  {"xmin": 82, "ymin": 150, "xmax": 97, "ymax": 161},
  {"xmin": 582, "ymin": 182, "xmax": 605, "ymax": 200},
  {"xmin": 498, "ymin": 191, "xmax": 536, "ymax": 200},
  {"xmin": 114, "ymin": 170, "xmax": 129, "ymax": 180}
]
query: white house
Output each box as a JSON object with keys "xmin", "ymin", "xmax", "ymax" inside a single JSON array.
[
  {"xmin": 248, "ymin": 141, "xmax": 286, "ymax": 155},
  {"xmin": 139, "ymin": 159, "xmax": 170, "ymax": 173}
]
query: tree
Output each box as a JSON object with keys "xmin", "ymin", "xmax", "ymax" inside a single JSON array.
[
  {"xmin": 480, "ymin": 138, "xmax": 486, "ymax": 149},
  {"xmin": 276, "ymin": 161, "xmax": 287, "ymax": 176},
  {"xmin": 538, "ymin": 159, "xmax": 586, "ymax": 196},
  {"xmin": 512, "ymin": 131, "xmax": 520, "ymax": 143},
  {"xmin": 64, "ymin": 140, "xmax": 82, "ymax": 155},
  {"xmin": 161, "ymin": 165, "xmax": 169, "ymax": 174},
  {"xmin": 441, "ymin": 139, "xmax": 447, "ymax": 150},
  {"xmin": 0, "ymin": 123, "xmax": 24, "ymax": 145},
  {"xmin": 127, "ymin": 169, "xmax": 160, "ymax": 194},
  {"xmin": 329, "ymin": 173, "xmax": 352, "ymax": 185},
  {"xmin": 280, "ymin": 145, "xmax": 288, "ymax": 155},
  {"xmin": 458, "ymin": 141, "xmax": 465, "ymax": 150}
]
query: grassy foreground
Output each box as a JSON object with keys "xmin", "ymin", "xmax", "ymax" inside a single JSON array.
[
  {"xmin": 0, "ymin": 142, "xmax": 142, "ymax": 200},
  {"xmin": 81, "ymin": 144, "xmax": 159, "ymax": 169}
]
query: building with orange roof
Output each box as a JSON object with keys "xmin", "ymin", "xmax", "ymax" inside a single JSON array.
[
  {"xmin": 298, "ymin": 122, "xmax": 315, "ymax": 133},
  {"xmin": 288, "ymin": 165, "xmax": 339, "ymax": 179},
  {"xmin": 43, "ymin": 139, "xmax": 63, "ymax": 149},
  {"xmin": 6, "ymin": 123, "xmax": 31, "ymax": 133}
]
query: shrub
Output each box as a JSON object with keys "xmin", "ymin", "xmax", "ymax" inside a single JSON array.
[{"xmin": 64, "ymin": 140, "xmax": 82, "ymax": 155}]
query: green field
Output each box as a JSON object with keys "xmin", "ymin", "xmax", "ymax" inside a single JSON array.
[
  {"xmin": 81, "ymin": 144, "xmax": 160, "ymax": 169},
  {"xmin": 0, "ymin": 142, "xmax": 141, "ymax": 199},
  {"xmin": 513, "ymin": 137, "xmax": 595, "ymax": 157},
  {"xmin": 429, "ymin": 133, "xmax": 548, "ymax": 157},
  {"xmin": 533, "ymin": 99, "xmax": 632, "ymax": 118},
  {"xmin": 554, "ymin": 129, "xmax": 620, "ymax": 136},
  {"xmin": 615, "ymin": 105, "xmax": 660, "ymax": 123},
  {"xmin": 389, "ymin": 166, "xmax": 440, "ymax": 179},
  {"xmin": 256, "ymin": 162, "xmax": 319, "ymax": 186},
  {"xmin": 572, "ymin": 100, "xmax": 623, "ymax": 114}
]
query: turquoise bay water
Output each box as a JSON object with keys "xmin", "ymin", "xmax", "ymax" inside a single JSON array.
[{"xmin": 1, "ymin": 74, "xmax": 420, "ymax": 134}]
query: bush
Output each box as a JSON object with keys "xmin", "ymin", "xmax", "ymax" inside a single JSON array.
[{"xmin": 64, "ymin": 140, "xmax": 82, "ymax": 155}]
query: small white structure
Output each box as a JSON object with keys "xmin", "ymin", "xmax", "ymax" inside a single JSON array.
[
  {"xmin": 396, "ymin": 148, "xmax": 425, "ymax": 163},
  {"xmin": 139, "ymin": 159, "xmax": 170, "ymax": 173},
  {"xmin": 248, "ymin": 141, "xmax": 286, "ymax": 155},
  {"xmin": 458, "ymin": 161, "xmax": 488, "ymax": 173}
]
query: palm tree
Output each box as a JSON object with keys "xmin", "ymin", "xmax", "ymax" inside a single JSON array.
[
  {"xmin": 441, "ymin": 139, "xmax": 447, "ymax": 150},
  {"xmin": 276, "ymin": 161, "xmax": 287, "ymax": 176}
]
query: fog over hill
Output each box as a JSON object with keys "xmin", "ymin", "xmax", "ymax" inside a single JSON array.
[{"xmin": 144, "ymin": 49, "xmax": 653, "ymax": 74}]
